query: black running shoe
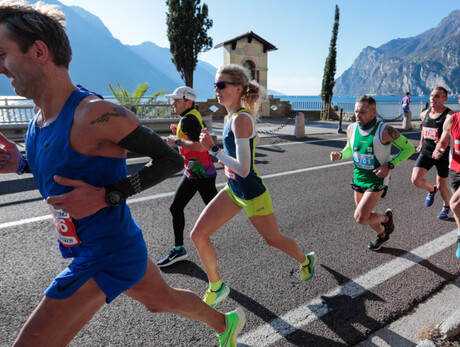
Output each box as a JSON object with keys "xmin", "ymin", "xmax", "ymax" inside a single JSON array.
[
  {"xmin": 382, "ymin": 209, "xmax": 394, "ymax": 235},
  {"xmin": 368, "ymin": 233, "xmax": 390, "ymax": 251}
]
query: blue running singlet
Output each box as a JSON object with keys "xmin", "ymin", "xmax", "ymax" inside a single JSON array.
[{"xmin": 25, "ymin": 87, "xmax": 143, "ymax": 259}]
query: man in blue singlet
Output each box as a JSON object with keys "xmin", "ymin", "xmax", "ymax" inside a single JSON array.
[{"xmin": 0, "ymin": 2, "xmax": 244, "ymax": 346}]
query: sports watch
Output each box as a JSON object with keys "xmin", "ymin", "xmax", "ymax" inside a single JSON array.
[
  {"xmin": 105, "ymin": 185, "xmax": 124, "ymax": 207},
  {"xmin": 209, "ymin": 145, "xmax": 221, "ymax": 156},
  {"xmin": 387, "ymin": 162, "xmax": 395, "ymax": 170}
]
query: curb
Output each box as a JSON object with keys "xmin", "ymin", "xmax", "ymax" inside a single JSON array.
[{"xmin": 416, "ymin": 310, "xmax": 460, "ymax": 346}]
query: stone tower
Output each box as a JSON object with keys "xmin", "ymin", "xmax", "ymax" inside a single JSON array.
[{"xmin": 214, "ymin": 31, "xmax": 277, "ymax": 116}]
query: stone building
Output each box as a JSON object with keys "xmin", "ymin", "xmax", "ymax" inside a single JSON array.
[{"xmin": 210, "ymin": 31, "xmax": 290, "ymax": 117}]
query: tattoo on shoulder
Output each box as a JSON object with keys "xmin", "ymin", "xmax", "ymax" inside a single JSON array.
[
  {"xmin": 90, "ymin": 106, "xmax": 127, "ymax": 124},
  {"xmin": 386, "ymin": 126, "xmax": 399, "ymax": 141}
]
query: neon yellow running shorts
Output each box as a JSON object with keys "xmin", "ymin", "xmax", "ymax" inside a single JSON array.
[{"xmin": 224, "ymin": 184, "xmax": 274, "ymax": 217}]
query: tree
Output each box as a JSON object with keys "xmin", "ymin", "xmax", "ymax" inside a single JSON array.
[
  {"xmin": 321, "ymin": 5, "xmax": 340, "ymax": 120},
  {"xmin": 108, "ymin": 82, "xmax": 168, "ymax": 117},
  {"xmin": 166, "ymin": 0, "xmax": 213, "ymax": 87}
]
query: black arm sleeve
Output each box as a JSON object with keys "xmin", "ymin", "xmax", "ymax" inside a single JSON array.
[{"xmin": 105, "ymin": 125, "xmax": 184, "ymax": 198}]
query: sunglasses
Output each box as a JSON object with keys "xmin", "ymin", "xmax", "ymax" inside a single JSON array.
[{"xmin": 214, "ymin": 81, "xmax": 240, "ymax": 90}]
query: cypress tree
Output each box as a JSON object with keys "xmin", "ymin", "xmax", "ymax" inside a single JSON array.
[
  {"xmin": 321, "ymin": 5, "xmax": 340, "ymax": 120},
  {"xmin": 166, "ymin": 0, "xmax": 213, "ymax": 87}
]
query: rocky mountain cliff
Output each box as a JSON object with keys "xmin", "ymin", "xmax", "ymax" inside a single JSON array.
[
  {"xmin": 0, "ymin": 0, "xmax": 216, "ymax": 97},
  {"xmin": 334, "ymin": 10, "xmax": 460, "ymax": 96}
]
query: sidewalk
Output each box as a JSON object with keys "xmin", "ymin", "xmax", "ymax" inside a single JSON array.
[{"xmin": 357, "ymin": 275, "xmax": 460, "ymax": 346}]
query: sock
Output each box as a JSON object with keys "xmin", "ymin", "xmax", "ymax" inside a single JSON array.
[
  {"xmin": 210, "ymin": 280, "xmax": 223, "ymax": 292},
  {"xmin": 301, "ymin": 255, "xmax": 310, "ymax": 267},
  {"xmin": 174, "ymin": 245, "xmax": 183, "ymax": 251}
]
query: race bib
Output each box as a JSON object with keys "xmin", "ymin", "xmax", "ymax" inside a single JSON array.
[
  {"xmin": 49, "ymin": 205, "xmax": 81, "ymax": 247},
  {"xmin": 225, "ymin": 166, "xmax": 237, "ymax": 180},
  {"xmin": 455, "ymin": 139, "xmax": 460, "ymax": 155},
  {"xmin": 353, "ymin": 152, "xmax": 374, "ymax": 170},
  {"xmin": 422, "ymin": 126, "xmax": 439, "ymax": 141}
]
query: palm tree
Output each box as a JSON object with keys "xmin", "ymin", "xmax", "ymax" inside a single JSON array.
[{"xmin": 108, "ymin": 82, "xmax": 168, "ymax": 117}]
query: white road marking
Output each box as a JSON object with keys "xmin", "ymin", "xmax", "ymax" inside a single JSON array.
[
  {"xmin": 239, "ymin": 229, "xmax": 457, "ymax": 346},
  {"xmin": 0, "ymin": 161, "xmax": 353, "ymax": 230}
]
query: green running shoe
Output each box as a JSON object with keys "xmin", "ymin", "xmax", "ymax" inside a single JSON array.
[
  {"xmin": 300, "ymin": 252, "xmax": 317, "ymax": 281},
  {"xmin": 203, "ymin": 283, "xmax": 230, "ymax": 308},
  {"xmin": 217, "ymin": 307, "xmax": 246, "ymax": 347}
]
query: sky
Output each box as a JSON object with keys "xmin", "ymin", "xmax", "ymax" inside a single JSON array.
[{"xmin": 58, "ymin": 0, "xmax": 460, "ymax": 96}]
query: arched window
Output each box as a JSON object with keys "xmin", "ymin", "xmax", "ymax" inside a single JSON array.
[{"xmin": 243, "ymin": 60, "xmax": 257, "ymax": 82}]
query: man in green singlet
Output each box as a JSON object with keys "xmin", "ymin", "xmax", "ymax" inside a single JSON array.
[{"xmin": 330, "ymin": 95, "xmax": 415, "ymax": 250}]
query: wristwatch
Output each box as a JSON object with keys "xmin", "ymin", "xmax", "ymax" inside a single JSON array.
[
  {"xmin": 387, "ymin": 162, "xmax": 395, "ymax": 170},
  {"xmin": 209, "ymin": 145, "xmax": 221, "ymax": 156},
  {"xmin": 105, "ymin": 185, "xmax": 124, "ymax": 207},
  {"xmin": 174, "ymin": 138, "xmax": 181, "ymax": 146}
]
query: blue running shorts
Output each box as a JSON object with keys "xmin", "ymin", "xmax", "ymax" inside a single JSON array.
[{"xmin": 45, "ymin": 235, "xmax": 148, "ymax": 303}]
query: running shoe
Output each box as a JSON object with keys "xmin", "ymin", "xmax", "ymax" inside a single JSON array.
[
  {"xmin": 217, "ymin": 307, "xmax": 246, "ymax": 347},
  {"xmin": 300, "ymin": 252, "xmax": 317, "ymax": 281},
  {"xmin": 156, "ymin": 247, "xmax": 188, "ymax": 267},
  {"xmin": 438, "ymin": 206, "xmax": 450, "ymax": 220},
  {"xmin": 203, "ymin": 283, "xmax": 230, "ymax": 308},
  {"xmin": 425, "ymin": 186, "xmax": 437, "ymax": 207},
  {"xmin": 382, "ymin": 209, "xmax": 394, "ymax": 235},
  {"xmin": 368, "ymin": 233, "xmax": 390, "ymax": 251},
  {"xmin": 457, "ymin": 237, "xmax": 460, "ymax": 259}
]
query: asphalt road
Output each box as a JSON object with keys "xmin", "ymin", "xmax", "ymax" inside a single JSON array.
[{"xmin": 1, "ymin": 129, "xmax": 459, "ymax": 347}]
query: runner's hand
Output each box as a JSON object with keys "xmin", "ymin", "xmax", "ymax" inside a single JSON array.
[
  {"xmin": 432, "ymin": 147, "xmax": 444, "ymax": 160},
  {"xmin": 373, "ymin": 165, "xmax": 390, "ymax": 178},
  {"xmin": 46, "ymin": 176, "xmax": 107, "ymax": 219},
  {"xmin": 0, "ymin": 132, "xmax": 21, "ymax": 174},
  {"xmin": 330, "ymin": 151, "xmax": 342, "ymax": 162},
  {"xmin": 199, "ymin": 128, "xmax": 214, "ymax": 150}
]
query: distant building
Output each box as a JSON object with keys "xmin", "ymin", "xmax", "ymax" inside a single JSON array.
[{"xmin": 215, "ymin": 31, "xmax": 278, "ymax": 116}]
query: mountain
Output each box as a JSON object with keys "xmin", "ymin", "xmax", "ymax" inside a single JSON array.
[
  {"xmin": 334, "ymin": 10, "xmax": 460, "ymax": 96},
  {"xmin": 127, "ymin": 42, "xmax": 217, "ymax": 98},
  {"xmin": 0, "ymin": 0, "xmax": 217, "ymax": 98}
]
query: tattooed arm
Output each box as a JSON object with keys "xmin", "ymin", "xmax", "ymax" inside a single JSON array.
[
  {"xmin": 46, "ymin": 98, "xmax": 183, "ymax": 219},
  {"xmin": 372, "ymin": 124, "xmax": 415, "ymax": 178}
]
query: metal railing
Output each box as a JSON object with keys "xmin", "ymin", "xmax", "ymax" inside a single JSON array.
[
  {"xmin": 0, "ymin": 102, "xmax": 175, "ymax": 124},
  {"xmin": 290, "ymin": 99, "xmax": 460, "ymax": 120}
]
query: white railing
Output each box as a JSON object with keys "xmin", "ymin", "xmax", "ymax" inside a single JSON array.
[{"xmin": 0, "ymin": 102, "xmax": 174, "ymax": 124}]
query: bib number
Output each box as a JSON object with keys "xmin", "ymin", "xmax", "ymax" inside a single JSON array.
[
  {"xmin": 353, "ymin": 152, "xmax": 374, "ymax": 170},
  {"xmin": 225, "ymin": 166, "xmax": 237, "ymax": 180},
  {"xmin": 422, "ymin": 126, "xmax": 438, "ymax": 141},
  {"xmin": 455, "ymin": 139, "xmax": 460, "ymax": 155},
  {"xmin": 49, "ymin": 205, "xmax": 81, "ymax": 247}
]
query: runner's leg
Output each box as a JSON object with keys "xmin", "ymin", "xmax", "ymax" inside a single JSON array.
[
  {"xmin": 124, "ymin": 259, "xmax": 227, "ymax": 333},
  {"xmin": 190, "ymin": 189, "xmax": 242, "ymax": 283},
  {"xmin": 249, "ymin": 213, "xmax": 306, "ymax": 263},
  {"xmin": 354, "ymin": 190, "xmax": 386, "ymax": 234},
  {"xmin": 13, "ymin": 279, "xmax": 106, "ymax": 347},
  {"xmin": 411, "ymin": 167, "xmax": 434, "ymax": 192}
]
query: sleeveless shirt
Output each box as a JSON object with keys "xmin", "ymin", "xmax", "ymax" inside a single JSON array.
[
  {"xmin": 222, "ymin": 108, "xmax": 266, "ymax": 200},
  {"xmin": 25, "ymin": 88, "xmax": 142, "ymax": 258},
  {"xmin": 350, "ymin": 120, "xmax": 391, "ymax": 188}
]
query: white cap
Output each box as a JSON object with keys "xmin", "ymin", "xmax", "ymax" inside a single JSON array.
[{"xmin": 165, "ymin": 86, "xmax": 197, "ymax": 101}]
